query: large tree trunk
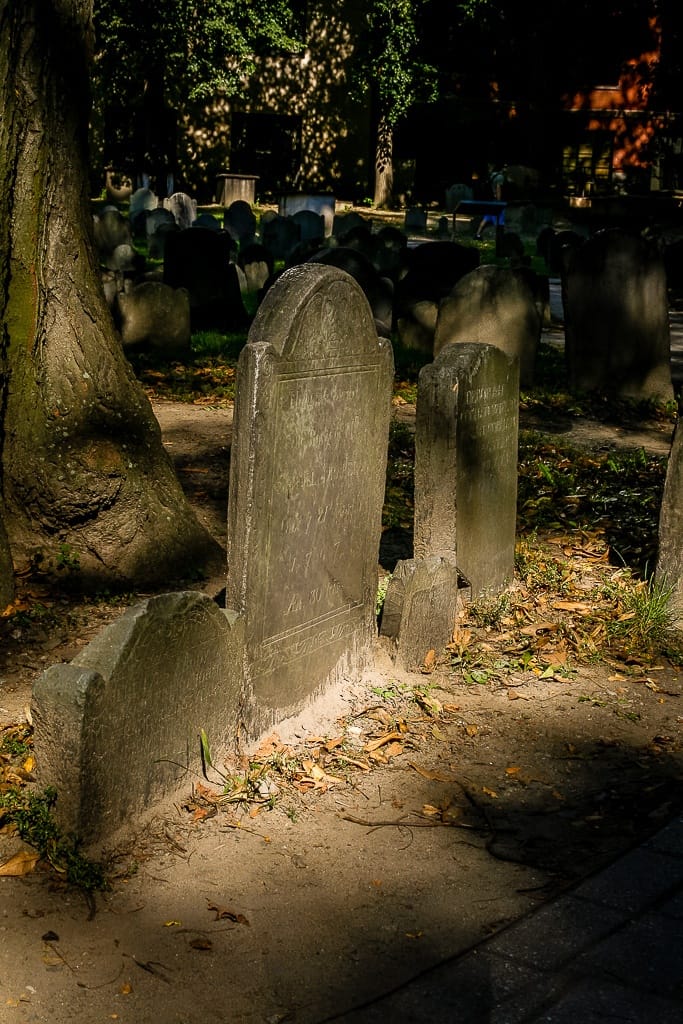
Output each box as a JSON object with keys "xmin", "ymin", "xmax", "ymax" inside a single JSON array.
[
  {"xmin": 373, "ymin": 115, "xmax": 394, "ymax": 209},
  {"xmin": 0, "ymin": 0, "xmax": 221, "ymax": 588}
]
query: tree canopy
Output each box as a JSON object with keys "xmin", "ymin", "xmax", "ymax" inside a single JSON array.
[{"xmin": 91, "ymin": 0, "xmax": 301, "ymax": 188}]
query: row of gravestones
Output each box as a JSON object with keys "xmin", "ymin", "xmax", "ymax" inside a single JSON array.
[
  {"xmin": 99, "ymin": 185, "xmax": 678, "ymax": 407},
  {"xmin": 95, "ymin": 189, "xmax": 548, "ymax": 390},
  {"xmin": 29, "ymin": 264, "xmax": 519, "ymax": 843},
  {"xmin": 9, "ymin": 255, "xmax": 683, "ymax": 844}
]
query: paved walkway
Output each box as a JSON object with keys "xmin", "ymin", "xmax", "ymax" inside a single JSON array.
[{"xmin": 327, "ymin": 814, "xmax": 683, "ymax": 1022}]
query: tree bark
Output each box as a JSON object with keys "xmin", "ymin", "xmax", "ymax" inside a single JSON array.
[
  {"xmin": 373, "ymin": 115, "xmax": 394, "ymax": 209},
  {"xmin": 0, "ymin": 0, "xmax": 221, "ymax": 588}
]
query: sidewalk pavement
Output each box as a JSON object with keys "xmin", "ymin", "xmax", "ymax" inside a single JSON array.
[{"xmin": 328, "ymin": 814, "xmax": 683, "ymax": 1023}]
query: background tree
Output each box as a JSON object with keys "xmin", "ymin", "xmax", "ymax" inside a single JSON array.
[
  {"xmin": 0, "ymin": 0, "xmax": 221, "ymax": 589},
  {"xmin": 91, "ymin": 0, "xmax": 300, "ymax": 194},
  {"xmin": 351, "ymin": 0, "xmax": 437, "ymax": 208}
]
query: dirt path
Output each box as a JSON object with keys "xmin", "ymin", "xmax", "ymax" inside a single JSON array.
[{"xmin": 1, "ymin": 399, "xmax": 681, "ymax": 1024}]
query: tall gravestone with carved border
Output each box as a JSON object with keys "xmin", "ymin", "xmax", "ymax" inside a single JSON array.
[
  {"xmin": 414, "ymin": 343, "xmax": 519, "ymax": 599},
  {"xmin": 226, "ymin": 264, "xmax": 394, "ymax": 731}
]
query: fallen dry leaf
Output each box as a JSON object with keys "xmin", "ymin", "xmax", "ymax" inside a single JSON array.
[
  {"xmin": 0, "ymin": 849, "xmax": 40, "ymax": 877},
  {"xmin": 421, "ymin": 649, "xmax": 437, "ymax": 673},
  {"xmin": 408, "ymin": 761, "xmax": 456, "ymax": 783},
  {"xmin": 520, "ymin": 621, "xmax": 559, "ymax": 636},
  {"xmin": 206, "ymin": 901, "xmax": 250, "ymax": 925},
  {"xmin": 364, "ymin": 731, "xmax": 404, "ymax": 752}
]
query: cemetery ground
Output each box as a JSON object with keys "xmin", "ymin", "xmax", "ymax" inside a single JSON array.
[{"xmin": 1, "ymin": 326, "xmax": 683, "ymax": 1019}]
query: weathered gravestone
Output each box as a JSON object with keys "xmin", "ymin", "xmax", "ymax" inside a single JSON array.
[
  {"xmin": 373, "ymin": 224, "xmax": 408, "ymax": 280},
  {"xmin": 117, "ymin": 281, "xmax": 191, "ymax": 356},
  {"xmin": 164, "ymin": 191, "xmax": 197, "ymax": 229},
  {"xmin": 238, "ymin": 242, "xmax": 274, "ymax": 294},
  {"xmin": 146, "ymin": 208, "xmax": 178, "ymax": 260},
  {"xmin": 223, "ymin": 200, "xmax": 257, "ymax": 245},
  {"xmin": 414, "ymin": 343, "xmax": 519, "ymax": 598},
  {"xmin": 445, "ymin": 183, "xmax": 473, "ymax": 213},
  {"xmin": 332, "ymin": 211, "xmax": 368, "ymax": 241},
  {"xmin": 434, "ymin": 264, "xmax": 542, "ymax": 385},
  {"xmin": 394, "ymin": 241, "xmax": 480, "ymax": 352},
  {"xmin": 291, "ymin": 209, "xmax": 325, "ymax": 243},
  {"xmin": 32, "ymin": 592, "xmax": 242, "ymax": 842},
  {"xmin": 655, "ymin": 419, "xmax": 683, "ymax": 626},
  {"xmin": 307, "ymin": 247, "xmax": 394, "ymax": 339},
  {"xmin": 405, "ymin": 207, "xmax": 427, "ymax": 236},
  {"xmin": 226, "ymin": 264, "xmax": 393, "ymax": 730},
  {"xmin": 564, "ymin": 229, "xmax": 673, "ymax": 401},
  {"xmin": 130, "ymin": 186, "xmax": 157, "ymax": 218},
  {"xmin": 93, "ymin": 208, "xmax": 132, "ymax": 267},
  {"xmin": 194, "ymin": 212, "xmax": 222, "ymax": 232},
  {"xmin": 379, "ymin": 556, "xmax": 462, "ymax": 671},
  {"xmin": 280, "ymin": 194, "xmax": 335, "ymax": 236},
  {"xmin": 163, "ymin": 227, "xmax": 247, "ymax": 331},
  {"xmin": 261, "ymin": 213, "xmax": 300, "ymax": 262}
]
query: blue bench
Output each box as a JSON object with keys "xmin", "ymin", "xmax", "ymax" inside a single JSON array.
[{"xmin": 453, "ymin": 199, "xmax": 506, "ymax": 226}]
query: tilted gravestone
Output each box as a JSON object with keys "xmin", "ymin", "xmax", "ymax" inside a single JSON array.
[
  {"xmin": 434, "ymin": 264, "xmax": 542, "ymax": 386},
  {"xmin": 655, "ymin": 419, "xmax": 683, "ymax": 626},
  {"xmin": 226, "ymin": 263, "xmax": 393, "ymax": 730},
  {"xmin": 414, "ymin": 343, "xmax": 519, "ymax": 598},
  {"xmin": 32, "ymin": 592, "xmax": 242, "ymax": 842},
  {"xmin": 564, "ymin": 229, "xmax": 673, "ymax": 401}
]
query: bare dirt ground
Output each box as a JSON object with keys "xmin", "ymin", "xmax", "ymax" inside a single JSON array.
[{"xmin": 1, "ymin": 397, "xmax": 682, "ymax": 1024}]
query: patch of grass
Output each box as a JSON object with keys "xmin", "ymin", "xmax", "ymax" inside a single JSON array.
[
  {"xmin": 383, "ymin": 420, "xmax": 415, "ymax": 530},
  {"xmin": 521, "ymin": 348, "xmax": 679, "ymax": 426},
  {"xmin": 0, "ymin": 785, "xmax": 108, "ymax": 893},
  {"xmin": 517, "ymin": 433, "xmax": 667, "ymax": 575},
  {"xmin": 1, "ymin": 723, "xmax": 32, "ymax": 759},
  {"xmin": 468, "ymin": 590, "xmax": 513, "ymax": 629},
  {"xmin": 515, "ymin": 536, "xmax": 574, "ymax": 594},
  {"xmin": 191, "ymin": 330, "xmax": 247, "ymax": 361},
  {"xmin": 604, "ymin": 575, "xmax": 676, "ymax": 656}
]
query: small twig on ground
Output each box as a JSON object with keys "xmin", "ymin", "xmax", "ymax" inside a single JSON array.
[{"xmin": 339, "ymin": 812, "xmax": 486, "ymax": 831}]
